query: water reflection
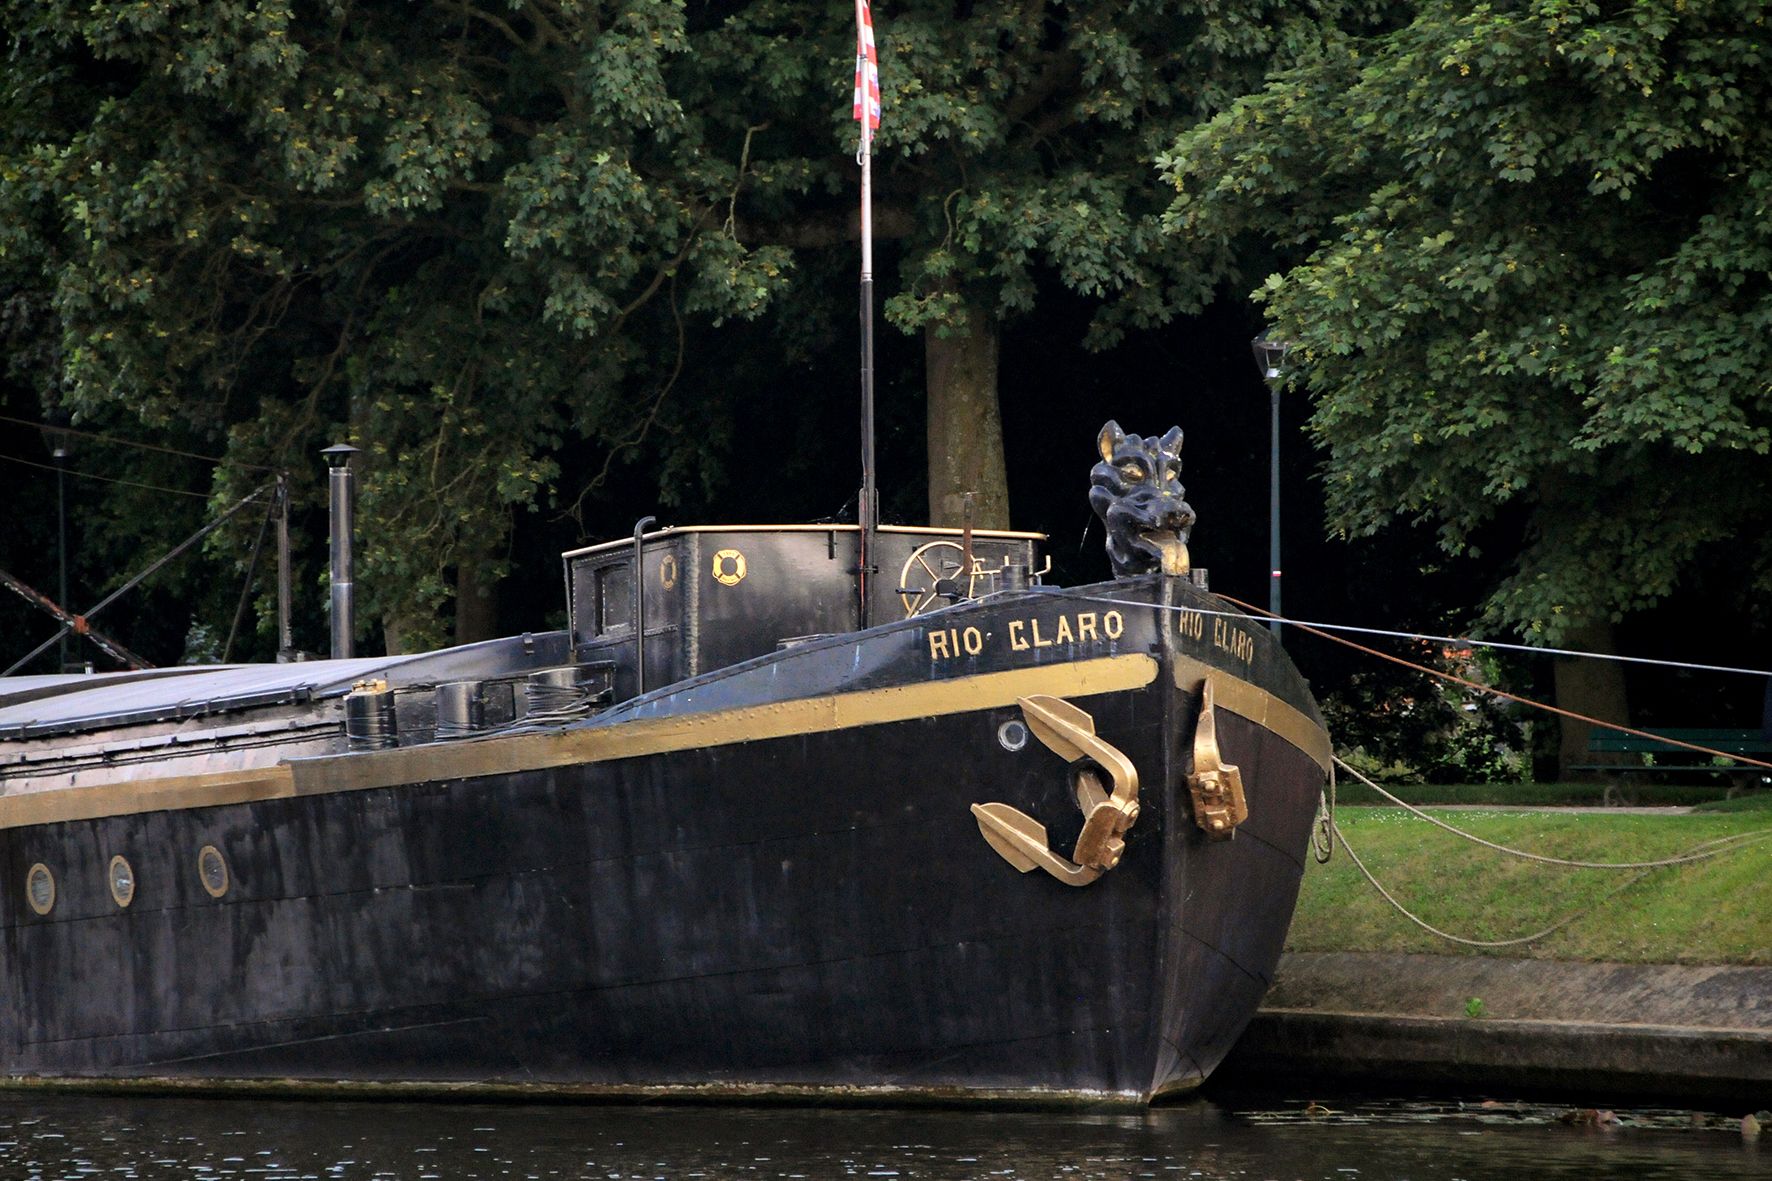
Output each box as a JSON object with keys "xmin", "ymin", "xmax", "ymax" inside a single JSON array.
[{"xmin": 0, "ymin": 1091, "xmax": 1760, "ymax": 1180}]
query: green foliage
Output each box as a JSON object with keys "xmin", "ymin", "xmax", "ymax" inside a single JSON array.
[
  {"xmin": 1336, "ymin": 746, "xmax": 1424, "ymax": 785},
  {"xmin": 0, "ymin": 0, "xmax": 1416, "ymax": 651},
  {"xmin": 696, "ymin": 0, "xmax": 1395, "ymax": 349},
  {"xmin": 0, "ymin": 0, "xmax": 795, "ymax": 646},
  {"xmin": 1162, "ymin": 0, "xmax": 1772, "ymax": 644},
  {"xmin": 180, "ymin": 619, "xmax": 223, "ymax": 666},
  {"xmin": 861, "ymin": 0, "xmax": 1392, "ymax": 348},
  {"xmin": 1322, "ymin": 648, "xmax": 1528, "ymax": 783}
]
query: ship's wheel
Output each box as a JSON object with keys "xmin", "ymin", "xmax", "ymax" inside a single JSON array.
[{"xmin": 898, "ymin": 541, "xmax": 986, "ymax": 617}]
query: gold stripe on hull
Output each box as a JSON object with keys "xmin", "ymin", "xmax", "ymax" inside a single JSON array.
[
  {"xmin": 0, "ymin": 655, "xmax": 1158, "ymax": 831},
  {"xmin": 0, "ymin": 767, "xmax": 298, "ymax": 832},
  {"xmin": 305, "ymin": 653, "xmax": 1161, "ymax": 795},
  {"xmin": 0, "ymin": 648, "xmax": 1329, "ymax": 832},
  {"xmin": 1174, "ymin": 655, "xmax": 1332, "ymax": 775}
]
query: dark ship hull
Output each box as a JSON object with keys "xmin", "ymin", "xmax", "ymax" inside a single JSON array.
[{"xmin": 0, "ymin": 527, "xmax": 1327, "ymax": 1105}]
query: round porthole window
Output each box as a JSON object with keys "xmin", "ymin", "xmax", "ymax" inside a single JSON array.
[
  {"xmin": 108, "ymin": 855, "xmax": 136, "ymax": 909},
  {"xmin": 997, "ymin": 719, "xmax": 1029, "ymax": 752},
  {"xmin": 25, "ymin": 863, "xmax": 55, "ymax": 916},
  {"xmin": 197, "ymin": 845, "xmax": 230, "ymax": 899}
]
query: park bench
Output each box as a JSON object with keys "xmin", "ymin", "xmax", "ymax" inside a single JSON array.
[{"xmin": 1575, "ymin": 727, "xmax": 1772, "ymax": 793}]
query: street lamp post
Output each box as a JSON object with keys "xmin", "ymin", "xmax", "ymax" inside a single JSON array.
[{"xmin": 1250, "ymin": 336, "xmax": 1290, "ymax": 637}]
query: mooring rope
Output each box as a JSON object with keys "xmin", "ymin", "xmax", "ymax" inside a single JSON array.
[
  {"xmin": 1310, "ymin": 767, "xmax": 1336, "ymax": 865},
  {"xmin": 1045, "ymin": 588, "xmax": 1772, "ymax": 680},
  {"xmin": 1215, "ymin": 592, "xmax": 1772, "ymax": 772},
  {"xmin": 1045, "ymin": 588, "xmax": 1772, "ymax": 771},
  {"xmin": 1330, "ymin": 755, "xmax": 1772, "ymax": 869},
  {"xmin": 1040, "ymin": 585, "xmax": 1772, "ymax": 946},
  {"xmin": 1335, "ymin": 825, "xmax": 1621, "ymax": 949},
  {"xmin": 1327, "ymin": 818, "xmax": 1772, "ymax": 949},
  {"xmin": 1320, "ymin": 756, "xmax": 1772, "ymax": 946}
]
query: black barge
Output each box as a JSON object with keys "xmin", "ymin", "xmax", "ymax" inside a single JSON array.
[{"xmin": 0, "ymin": 429, "xmax": 1330, "ymax": 1105}]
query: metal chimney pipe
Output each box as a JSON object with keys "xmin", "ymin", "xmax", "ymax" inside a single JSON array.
[
  {"xmin": 321, "ymin": 444, "xmax": 359, "ymax": 660},
  {"xmin": 631, "ymin": 516, "xmax": 656, "ymax": 695},
  {"xmin": 275, "ymin": 472, "xmax": 295, "ymax": 661}
]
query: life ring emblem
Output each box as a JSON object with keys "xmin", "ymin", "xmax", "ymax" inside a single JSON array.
[{"xmin": 711, "ymin": 549, "xmax": 747, "ymax": 586}]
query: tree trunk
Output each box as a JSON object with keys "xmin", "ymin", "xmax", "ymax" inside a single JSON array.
[
  {"xmin": 1553, "ymin": 617, "xmax": 1630, "ymax": 779},
  {"xmin": 924, "ymin": 304, "xmax": 1010, "ymax": 528},
  {"xmin": 381, "ymin": 613, "xmax": 416, "ymax": 657},
  {"xmin": 455, "ymin": 558, "xmax": 500, "ymax": 645}
]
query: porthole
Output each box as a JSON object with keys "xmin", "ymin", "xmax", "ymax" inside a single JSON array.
[
  {"xmin": 997, "ymin": 719, "xmax": 1029, "ymax": 752},
  {"xmin": 108, "ymin": 855, "xmax": 136, "ymax": 909},
  {"xmin": 25, "ymin": 863, "xmax": 55, "ymax": 916},
  {"xmin": 197, "ymin": 845, "xmax": 230, "ymax": 899}
]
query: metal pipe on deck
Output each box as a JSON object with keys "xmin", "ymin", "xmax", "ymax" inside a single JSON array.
[
  {"xmin": 275, "ymin": 472, "xmax": 295, "ymax": 661},
  {"xmin": 632, "ymin": 516, "xmax": 657, "ymax": 695},
  {"xmin": 322, "ymin": 444, "xmax": 359, "ymax": 660}
]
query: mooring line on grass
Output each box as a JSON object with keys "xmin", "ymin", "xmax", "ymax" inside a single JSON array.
[
  {"xmin": 1319, "ymin": 755, "xmax": 1772, "ymax": 948},
  {"xmin": 1330, "ymin": 756, "xmax": 1772, "ymax": 870},
  {"xmin": 1044, "ymin": 588, "xmax": 1772, "ymax": 945}
]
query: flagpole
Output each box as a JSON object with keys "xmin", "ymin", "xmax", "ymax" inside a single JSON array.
[{"xmin": 855, "ymin": 0, "xmax": 879, "ymax": 629}]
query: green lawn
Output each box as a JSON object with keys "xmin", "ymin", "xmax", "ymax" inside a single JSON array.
[
  {"xmin": 1328, "ymin": 780, "xmax": 1745, "ymax": 808},
  {"xmin": 1287, "ymin": 805, "xmax": 1772, "ymax": 964}
]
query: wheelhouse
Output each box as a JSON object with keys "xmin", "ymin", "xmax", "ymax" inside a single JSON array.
[{"xmin": 564, "ymin": 524, "xmax": 1044, "ymax": 703}]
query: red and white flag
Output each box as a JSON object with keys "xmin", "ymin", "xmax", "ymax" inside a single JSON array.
[{"xmin": 853, "ymin": 0, "xmax": 881, "ymax": 130}]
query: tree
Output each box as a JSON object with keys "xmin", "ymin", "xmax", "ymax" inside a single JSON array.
[
  {"xmin": 706, "ymin": 0, "xmax": 1382, "ymax": 527},
  {"xmin": 0, "ymin": 0, "xmax": 1386, "ymax": 656},
  {"xmin": 0, "ymin": 0, "xmax": 794, "ymax": 651},
  {"xmin": 1161, "ymin": 0, "xmax": 1772, "ymax": 770}
]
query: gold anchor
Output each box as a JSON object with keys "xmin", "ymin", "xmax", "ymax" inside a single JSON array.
[
  {"xmin": 1187, "ymin": 678, "xmax": 1248, "ymax": 839},
  {"xmin": 970, "ymin": 695, "xmax": 1141, "ymax": 887}
]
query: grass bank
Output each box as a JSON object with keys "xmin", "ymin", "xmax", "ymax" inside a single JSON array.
[
  {"xmin": 1288, "ymin": 805, "xmax": 1772, "ymax": 964},
  {"xmin": 1328, "ymin": 780, "xmax": 1743, "ymax": 808}
]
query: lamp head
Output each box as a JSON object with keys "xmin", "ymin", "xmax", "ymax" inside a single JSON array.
[
  {"xmin": 1251, "ymin": 336, "xmax": 1291, "ymax": 383},
  {"xmin": 39, "ymin": 414, "xmax": 75, "ymax": 460}
]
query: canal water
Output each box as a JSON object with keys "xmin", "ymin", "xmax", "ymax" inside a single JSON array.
[{"xmin": 0, "ymin": 1090, "xmax": 1761, "ymax": 1179}]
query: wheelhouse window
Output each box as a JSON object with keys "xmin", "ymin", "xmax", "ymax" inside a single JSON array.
[{"xmin": 596, "ymin": 563, "xmax": 632, "ymax": 634}]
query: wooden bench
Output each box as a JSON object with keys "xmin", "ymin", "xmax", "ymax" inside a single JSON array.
[{"xmin": 1574, "ymin": 727, "xmax": 1772, "ymax": 793}]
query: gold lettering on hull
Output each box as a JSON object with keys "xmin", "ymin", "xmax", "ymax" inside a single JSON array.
[
  {"xmin": 983, "ymin": 610, "xmax": 1124, "ymax": 659},
  {"xmin": 1212, "ymin": 617, "xmax": 1256, "ymax": 664},
  {"xmin": 927, "ymin": 626, "xmax": 986, "ymax": 660}
]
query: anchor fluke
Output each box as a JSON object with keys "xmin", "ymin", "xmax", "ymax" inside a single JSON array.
[
  {"xmin": 970, "ymin": 802, "xmax": 1104, "ymax": 887},
  {"xmin": 971, "ymin": 695, "xmax": 1141, "ymax": 887},
  {"xmin": 1020, "ymin": 695, "xmax": 1099, "ymax": 763}
]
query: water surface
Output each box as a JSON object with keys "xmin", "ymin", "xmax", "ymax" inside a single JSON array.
[{"xmin": 0, "ymin": 1091, "xmax": 1760, "ymax": 1179}]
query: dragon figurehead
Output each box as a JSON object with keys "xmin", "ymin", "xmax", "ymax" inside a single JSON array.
[{"xmin": 1089, "ymin": 420, "xmax": 1196, "ymax": 579}]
